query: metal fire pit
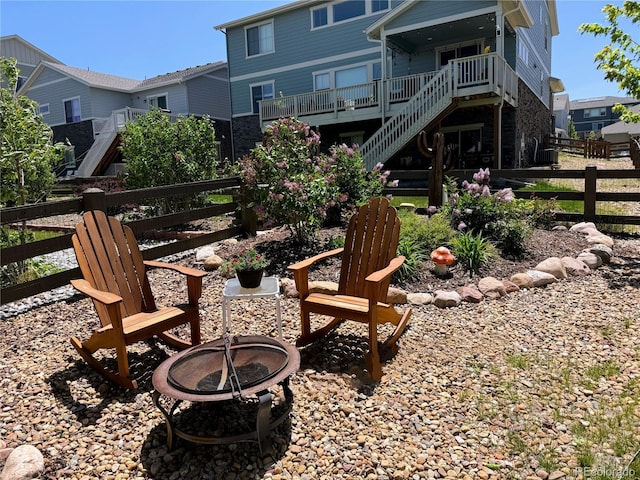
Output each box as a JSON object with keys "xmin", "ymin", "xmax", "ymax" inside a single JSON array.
[{"xmin": 152, "ymin": 335, "xmax": 300, "ymax": 453}]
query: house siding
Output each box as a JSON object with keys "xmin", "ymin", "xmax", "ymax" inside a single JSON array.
[
  {"xmin": 130, "ymin": 83, "xmax": 189, "ymax": 113},
  {"xmin": 27, "ymin": 70, "xmax": 92, "ymax": 126},
  {"xmin": 0, "ymin": 37, "xmax": 52, "ymax": 79},
  {"xmin": 88, "ymin": 88, "xmax": 133, "ymax": 119},
  {"xmin": 185, "ymin": 74, "xmax": 231, "ymax": 119}
]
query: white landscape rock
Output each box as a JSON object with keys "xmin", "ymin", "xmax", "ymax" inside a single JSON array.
[
  {"xmin": 569, "ymin": 222, "xmax": 598, "ymax": 235},
  {"xmin": 477, "ymin": 276, "xmax": 506, "ymax": 299},
  {"xmin": 510, "ymin": 272, "xmax": 534, "ymax": 289},
  {"xmin": 561, "ymin": 257, "xmax": 591, "ymax": 276},
  {"xmin": 433, "ymin": 290, "xmax": 462, "ymax": 308},
  {"xmin": 534, "ymin": 257, "xmax": 567, "ymax": 280},
  {"xmin": 407, "ymin": 292, "xmax": 433, "ymax": 305},
  {"xmin": 586, "ymin": 234, "xmax": 614, "ymax": 248},
  {"xmin": 577, "ymin": 252, "xmax": 603, "ymax": 270},
  {"xmin": 526, "ymin": 270, "xmax": 558, "ymax": 287},
  {"xmin": 584, "ymin": 244, "xmax": 613, "ymax": 264},
  {"xmin": 195, "ymin": 245, "xmax": 216, "ymax": 262},
  {"xmin": 0, "ymin": 445, "xmax": 44, "ymax": 480},
  {"xmin": 203, "ymin": 254, "xmax": 224, "ymax": 271}
]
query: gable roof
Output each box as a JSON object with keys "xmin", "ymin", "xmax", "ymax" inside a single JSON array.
[
  {"xmin": 553, "ymin": 93, "xmax": 569, "ymax": 111},
  {"xmin": 18, "ymin": 60, "xmax": 227, "ymax": 96},
  {"xmin": 601, "ymin": 104, "xmax": 640, "ymax": 136},
  {"xmin": 133, "ymin": 61, "xmax": 227, "ymax": 90},
  {"xmin": 570, "ymin": 96, "xmax": 640, "ymax": 110},
  {"xmin": 0, "ymin": 34, "xmax": 64, "ymax": 65}
]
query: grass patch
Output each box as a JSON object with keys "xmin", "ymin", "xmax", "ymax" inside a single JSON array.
[
  {"xmin": 505, "ymin": 353, "xmax": 530, "ymax": 370},
  {"xmin": 585, "ymin": 361, "xmax": 621, "ymax": 381}
]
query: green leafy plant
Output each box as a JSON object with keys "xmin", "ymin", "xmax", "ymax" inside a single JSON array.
[
  {"xmin": 393, "ymin": 238, "xmax": 429, "ymax": 284},
  {"xmin": 451, "ymin": 231, "xmax": 496, "ymax": 277},
  {"xmin": 219, "ymin": 248, "xmax": 269, "ymax": 277},
  {"xmin": 399, "ymin": 211, "xmax": 457, "ymax": 253}
]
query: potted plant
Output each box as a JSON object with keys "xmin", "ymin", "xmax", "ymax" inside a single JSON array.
[{"xmin": 220, "ymin": 248, "xmax": 269, "ymax": 288}]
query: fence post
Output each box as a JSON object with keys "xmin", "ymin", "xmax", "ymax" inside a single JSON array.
[
  {"xmin": 238, "ymin": 185, "xmax": 257, "ymax": 237},
  {"xmin": 82, "ymin": 188, "xmax": 107, "ymax": 213},
  {"xmin": 584, "ymin": 165, "xmax": 597, "ymax": 222}
]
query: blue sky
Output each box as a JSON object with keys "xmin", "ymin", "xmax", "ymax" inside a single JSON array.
[{"xmin": 0, "ymin": 0, "xmax": 634, "ymax": 101}]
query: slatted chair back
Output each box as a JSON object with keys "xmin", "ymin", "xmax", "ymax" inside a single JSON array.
[
  {"xmin": 72, "ymin": 210, "xmax": 156, "ymax": 326},
  {"xmin": 338, "ymin": 197, "xmax": 401, "ymax": 298}
]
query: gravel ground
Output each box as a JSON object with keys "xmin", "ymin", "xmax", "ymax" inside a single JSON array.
[{"xmin": 1, "ymin": 234, "xmax": 639, "ymax": 480}]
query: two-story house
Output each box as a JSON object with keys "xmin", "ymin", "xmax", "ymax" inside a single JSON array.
[
  {"xmin": 569, "ymin": 96, "xmax": 640, "ymax": 140},
  {"xmin": 216, "ymin": 0, "xmax": 562, "ymax": 170},
  {"xmin": 0, "ymin": 34, "xmax": 63, "ymax": 91},
  {"xmin": 2, "ymin": 35, "xmax": 232, "ymax": 177}
]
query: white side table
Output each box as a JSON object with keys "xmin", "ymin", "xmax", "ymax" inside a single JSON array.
[{"xmin": 222, "ymin": 276, "xmax": 282, "ymax": 338}]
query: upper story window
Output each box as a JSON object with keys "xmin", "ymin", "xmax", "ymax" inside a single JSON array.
[
  {"xmin": 147, "ymin": 94, "xmax": 168, "ymax": 110},
  {"xmin": 64, "ymin": 97, "xmax": 81, "ymax": 123},
  {"xmin": 584, "ymin": 107, "xmax": 606, "ymax": 118},
  {"xmin": 38, "ymin": 103, "xmax": 50, "ymax": 115},
  {"xmin": 311, "ymin": 0, "xmax": 389, "ymax": 29},
  {"xmin": 246, "ymin": 21, "xmax": 274, "ymax": 57},
  {"xmin": 518, "ymin": 38, "xmax": 530, "ymax": 65},
  {"xmin": 251, "ymin": 81, "xmax": 274, "ymax": 113}
]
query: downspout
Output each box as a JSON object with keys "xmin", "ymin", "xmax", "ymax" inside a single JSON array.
[{"xmin": 220, "ymin": 28, "xmax": 236, "ymax": 162}]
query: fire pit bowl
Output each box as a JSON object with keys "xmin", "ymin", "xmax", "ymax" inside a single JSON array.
[{"xmin": 152, "ymin": 335, "xmax": 300, "ymax": 452}]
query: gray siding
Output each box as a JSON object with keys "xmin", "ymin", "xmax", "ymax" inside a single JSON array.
[
  {"xmin": 385, "ymin": 0, "xmax": 496, "ymax": 30},
  {"xmin": 26, "ymin": 69, "xmax": 91, "ymax": 126},
  {"xmin": 186, "ymin": 74, "xmax": 231, "ymax": 119},
  {"xmin": 226, "ymin": 3, "xmax": 390, "ymax": 115},
  {"xmin": 0, "ymin": 37, "xmax": 57, "ymax": 79},
  {"xmin": 130, "ymin": 83, "xmax": 188, "ymax": 113},
  {"xmin": 88, "ymin": 88, "xmax": 133, "ymax": 118}
]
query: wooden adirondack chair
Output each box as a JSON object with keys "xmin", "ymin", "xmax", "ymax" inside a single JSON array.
[
  {"xmin": 70, "ymin": 210, "xmax": 206, "ymax": 389},
  {"xmin": 288, "ymin": 197, "xmax": 412, "ymax": 381}
]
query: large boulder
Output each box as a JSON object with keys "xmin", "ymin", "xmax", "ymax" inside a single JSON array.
[
  {"xmin": 433, "ymin": 290, "xmax": 462, "ymax": 308},
  {"xmin": 561, "ymin": 257, "xmax": 591, "ymax": 276},
  {"xmin": 534, "ymin": 257, "xmax": 567, "ymax": 280},
  {"xmin": 0, "ymin": 445, "xmax": 44, "ymax": 480},
  {"xmin": 478, "ymin": 276, "xmax": 506, "ymax": 299}
]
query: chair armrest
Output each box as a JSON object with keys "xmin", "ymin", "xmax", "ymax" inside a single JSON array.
[
  {"xmin": 144, "ymin": 260, "xmax": 207, "ymax": 279},
  {"xmin": 365, "ymin": 256, "xmax": 405, "ymax": 286},
  {"xmin": 144, "ymin": 260, "xmax": 206, "ymax": 306},
  {"xmin": 71, "ymin": 279, "xmax": 122, "ymax": 306},
  {"xmin": 287, "ymin": 247, "xmax": 343, "ymax": 272},
  {"xmin": 288, "ymin": 248, "xmax": 343, "ymax": 298}
]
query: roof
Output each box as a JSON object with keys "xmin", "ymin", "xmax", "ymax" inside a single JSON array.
[
  {"xmin": 18, "ymin": 60, "xmax": 227, "ymax": 95},
  {"xmin": 0, "ymin": 34, "xmax": 64, "ymax": 65},
  {"xmin": 215, "ymin": 0, "xmax": 320, "ymax": 30},
  {"xmin": 601, "ymin": 104, "xmax": 640, "ymax": 136},
  {"xmin": 553, "ymin": 93, "xmax": 569, "ymax": 111},
  {"xmin": 133, "ymin": 61, "xmax": 227, "ymax": 90},
  {"xmin": 570, "ymin": 96, "xmax": 640, "ymax": 110}
]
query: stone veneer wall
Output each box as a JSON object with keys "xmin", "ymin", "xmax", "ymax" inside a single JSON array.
[
  {"xmin": 515, "ymin": 78, "xmax": 553, "ymax": 168},
  {"xmin": 52, "ymin": 120, "xmax": 94, "ymax": 158},
  {"xmin": 231, "ymin": 115, "xmax": 263, "ymax": 161}
]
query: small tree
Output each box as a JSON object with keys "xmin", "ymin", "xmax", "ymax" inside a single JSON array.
[
  {"xmin": 1, "ymin": 57, "xmax": 63, "ymax": 208},
  {"xmin": 119, "ymin": 109, "xmax": 218, "ymax": 213},
  {"xmin": 568, "ymin": 118, "xmax": 578, "ymax": 139},
  {"xmin": 579, "ymin": 1, "xmax": 640, "ymax": 124}
]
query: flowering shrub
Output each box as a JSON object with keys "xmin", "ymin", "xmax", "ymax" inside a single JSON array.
[
  {"xmin": 219, "ymin": 248, "xmax": 269, "ymax": 277},
  {"xmin": 238, "ymin": 117, "xmax": 395, "ymax": 243},
  {"xmin": 239, "ymin": 117, "xmax": 339, "ymax": 244},
  {"xmin": 441, "ymin": 168, "xmax": 531, "ymax": 255}
]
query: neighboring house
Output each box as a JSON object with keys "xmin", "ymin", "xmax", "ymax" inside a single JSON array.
[
  {"xmin": 569, "ymin": 96, "xmax": 640, "ymax": 140},
  {"xmin": 600, "ymin": 104, "xmax": 640, "ymax": 144},
  {"xmin": 0, "ymin": 35, "xmax": 63, "ymax": 90},
  {"xmin": 3, "ymin": 35, "xmax": 231, "ymax": 177},
  {"xmin": 215, "ymin": 0, "xmax": 563, "ymax": 170},
  {"xmin": 553, "ymin": 93, "xmax": 570, "ymax": 137}
]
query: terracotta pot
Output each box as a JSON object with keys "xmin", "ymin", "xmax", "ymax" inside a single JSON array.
[{"xmin": 236, "ymin": 269, "xmax": 263, "ymax": 288}]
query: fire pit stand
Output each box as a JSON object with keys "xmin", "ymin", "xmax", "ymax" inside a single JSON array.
[{"xmin": 152, "ymin": 335, "xmax": 300, "ymax": 453}]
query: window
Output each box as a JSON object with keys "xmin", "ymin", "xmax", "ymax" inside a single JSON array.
[
  {"xmin": 39, "ymin": 103, "xmax": 50, "ymax": 115},
  {"xmin": 371, "ymin": 0, "xmax": 389, "ymax": 12},
  {"xmin": 64, "ymin": 97, "xmax": 81, "ymax": 123},
  {"xmin": 437, "ymin": 41, "xmax": 481, "ymax": 68},
  {"xmin": 333, "ymin": 1, "xmax": 365, "ymax": 22},
  {"xmin": 335, "ymin": 65, "xmax": 367, "ymax": 88},
  {"xmin": 314, "ymin": 73, "xmax": 330, "ymax": 90},
  {"xmin": 339, "ymin": 130, "xmax": 364, "ymax": 146},
  {"xmin": 246, "ymin": 21, "xmax": 274, "ymax": 57},
  {"xmin": 592, "ymin": 122, "xmax": 604, "ymax": 131},
  {"xmin": 16, "ymin": 76, "xmax": 25, "ymax": 91},
  {"xmin": 584, "ymin": 108, "xmax": 606, "ymax": 118},
  {"xmin": 312, "ymin": 7, "xmax": 328, "ymax": 28},
  {"xmin": 372, "ymin": 62, "xmax": 382, "ymax": 81},
  {"xmin": 518, "ymin": 39, "xmax": 530, "ymax": 65},
  {"xmin": 147, "ymin": 94, "xmax": 168, "ymax": 110},
  {"xmin": 251, "ymin": 82, "xmax": 274, "ymax": 113}
]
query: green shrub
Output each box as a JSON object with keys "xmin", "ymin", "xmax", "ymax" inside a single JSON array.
[
  {"xmin": 398, "ymin": 211, "xmax": 457, "ymax": 252},
  {"xmin": 394, "ymin": 238, "xmax": 429, "ymax": 284},
  {"xmin": 451, "ymin": 231, "xmax": 496, "ymax": 277},
  {"xmin": 491, "ymin": 218, "xmax": 532, "ymax": 256}
]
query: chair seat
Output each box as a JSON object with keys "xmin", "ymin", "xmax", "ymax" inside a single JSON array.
[
  {"xmin": 303, "ymin": 293, "xmax": 372, "ymax": 321},
  {"xmin": 94, "ymin": 305, "xmax": 196, "ymax": 341}
]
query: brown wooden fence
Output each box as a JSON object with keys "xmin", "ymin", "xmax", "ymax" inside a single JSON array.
[
  {"xmin": 384, "ymin": 166, "xmax": 640, "ymax": 226},
  {"xmin": 547, "ymin": 135, "xmax": 633, "ymax": 160},
  {"xmin": 2, "ymin": 167, "xmax": 639, "ymax": 305},
  {"xmin": 1, "ymin": 177, "xmax": 246, "ymax": 305}
]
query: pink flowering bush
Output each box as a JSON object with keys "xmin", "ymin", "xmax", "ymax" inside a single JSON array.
[
  {"xmin": 239, "ymin": 117, "xmax": 338, "ymax": 244},
  {"xmin": 441, "ymin": 168, "xmax": 531, "ymax": 255}
]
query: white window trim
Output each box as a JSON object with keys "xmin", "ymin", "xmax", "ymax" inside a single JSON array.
[
  {"xmin": 310, "ymin": 0, "xmax": 390, "ymax": 31},
  {"xmin": 39, "ymin": 103, "xmax": 50, "ymax": 115},
  {"xmin": 146, "ymin": 93, "xmax": 169, "ymax": 110},
  {"xmin": 62, "ymin": 96, "xmax": 81, "ymax": 123},
  {"xmin": 312, "ymin": 60, "xmax": 380, "ymax": 91},
  {"xmin": 245, "ymin": 19, "xmax": 275, "ymax": 59},
  {"xmin": 249, "ymin": 80, "xmax": 275, "ymax": 114}
]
